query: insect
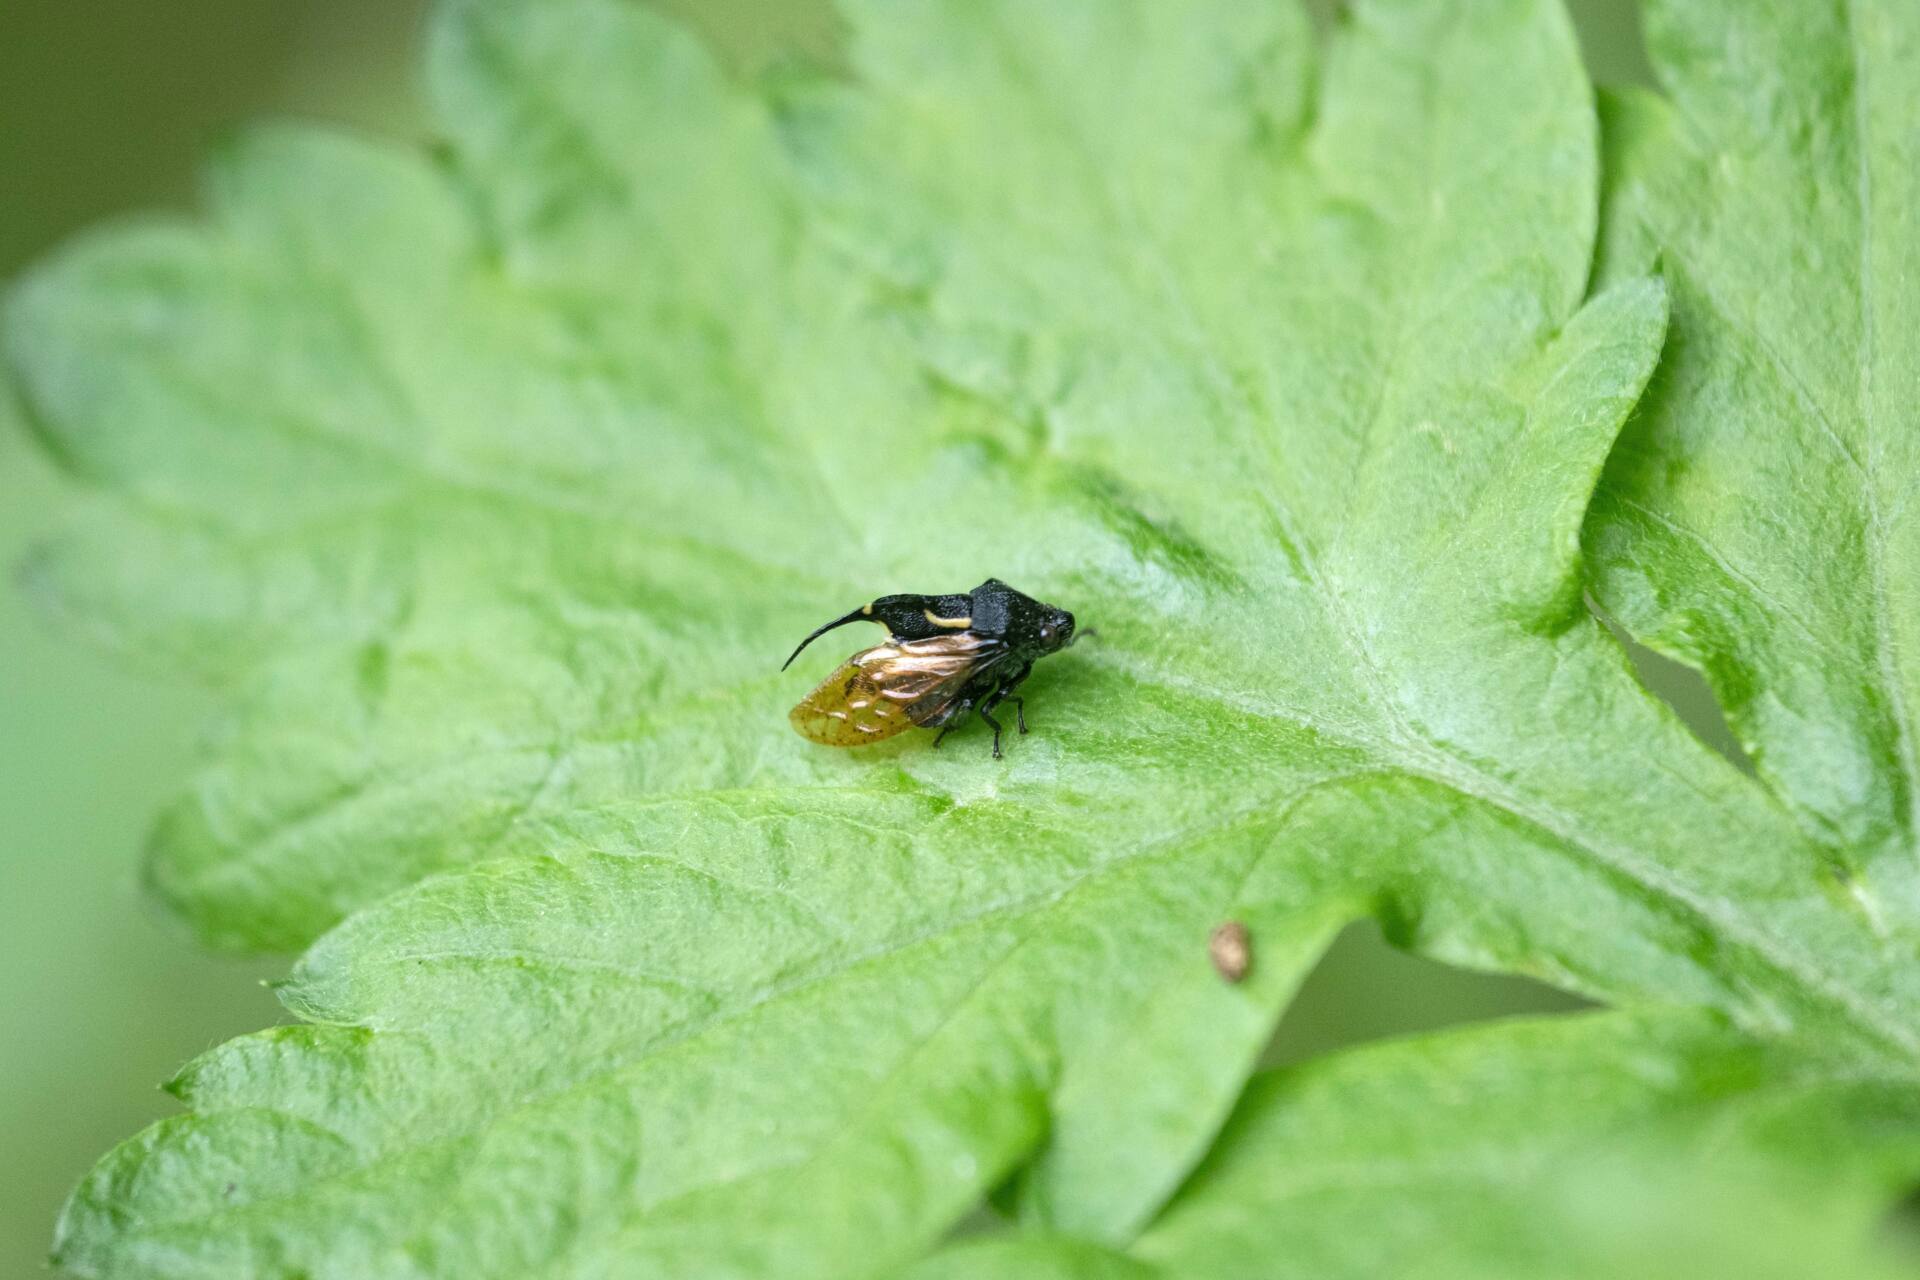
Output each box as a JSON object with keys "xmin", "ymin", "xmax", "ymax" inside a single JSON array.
[{"xmin": 783, "ymin": 578, "xmax": 1078, "ymax": 758}]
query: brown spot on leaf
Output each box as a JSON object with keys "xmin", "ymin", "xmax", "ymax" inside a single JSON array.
[{"xmin": 1209, "ymin": 920, "xmax": 1251, "ymax": 983}]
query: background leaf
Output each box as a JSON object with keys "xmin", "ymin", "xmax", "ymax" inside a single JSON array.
[
  {"xmin": 907, "ymin": 1012, "xmax": 1920, "ymax": 1280},
  {"xmin": 1589, "ymin": 0, "xmax": 1920, "ymax": 927}
]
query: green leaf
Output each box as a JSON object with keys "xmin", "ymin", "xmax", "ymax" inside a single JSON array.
[
  {"xmin": 906, "ymin": 1011, "xmax": 1920, "ymax": 1280},
  {"xmin": 1588, "ymin": 1, "xmax": 1920, "ymax": 920},
  {"xmin": 1139, "ymin": 1008, "xmax": 1920, "ymax": 1279},
  {"xmin": 11, "ymin": 0, "xmax": 1920, "ymax": 1276},
  {"xmin": 900, "ymin": 1236, "xmax": 1156, "ymax": 1280}
]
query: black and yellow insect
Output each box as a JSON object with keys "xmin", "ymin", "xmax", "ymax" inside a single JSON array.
[{"xmin": 782, "ymin": 578, "xmax": 1078, "ymax": 758}]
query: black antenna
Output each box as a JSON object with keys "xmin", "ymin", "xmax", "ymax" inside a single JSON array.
[{"xmin": 781, "ymin": 607, "xmax": 872, "ymax": 670}]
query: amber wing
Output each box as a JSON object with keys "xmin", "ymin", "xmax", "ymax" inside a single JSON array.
[{"xmin": 789, "ymin": 632, "xmax": 1003, "ymax": 747}]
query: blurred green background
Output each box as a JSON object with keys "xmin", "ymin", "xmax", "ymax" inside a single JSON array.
[{"xmin": 0, "ymin": 1, "xmax": 1649, "ymax": 1273}]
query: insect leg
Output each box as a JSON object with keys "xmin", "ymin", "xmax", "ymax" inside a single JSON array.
[
  {"xmin": 981, "ymin": 663, "xmax": 1031, "ymax": 736},
  {"xmin": 976, "ymin": 703, "xmax": 1005, "ymax": 759},
  {"xmin": 983, "ymin": 683, "xmax": 1027, "ymax": 736},
  {"xmin": 932, "ymin": 700, "xmax": 971, "ymax": 749}
]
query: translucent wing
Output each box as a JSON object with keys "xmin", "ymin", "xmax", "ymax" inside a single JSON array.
[{"xmin": 789, "ymin": 632, "xmax": 1004, "ymax": 747}]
